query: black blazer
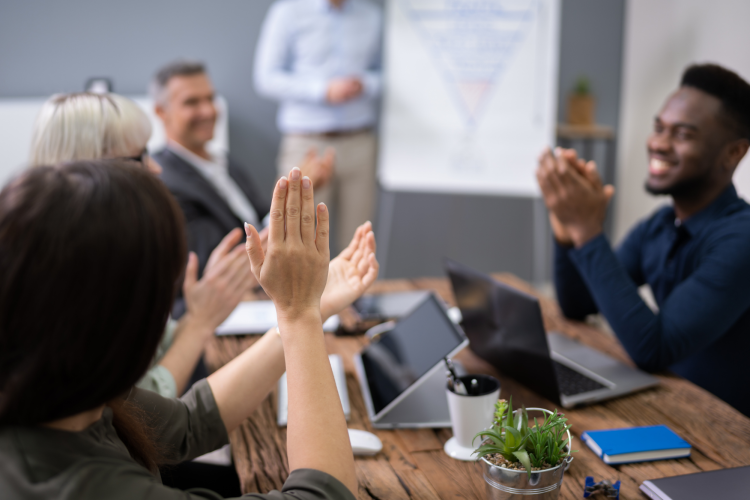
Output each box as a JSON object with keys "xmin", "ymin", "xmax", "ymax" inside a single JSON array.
[{"xmin": 154, "ymin": 148, "xmax": 270, "ymax": 276}]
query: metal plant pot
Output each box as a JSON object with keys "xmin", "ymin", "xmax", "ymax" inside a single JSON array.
[{"xmin": 479, "ymin": 408, "xmax": 574, "ymax": 500}]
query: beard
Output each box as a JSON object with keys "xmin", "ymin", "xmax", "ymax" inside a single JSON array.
[{"xmin": 644, "ymin": 169, "xmax": 714, "ymax": 198}]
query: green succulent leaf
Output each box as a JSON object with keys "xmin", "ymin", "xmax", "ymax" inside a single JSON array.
[
  {"xmin": 473, "ymin": 444, "xmax": 503, "ymax": 457},
  {"xmin": 473, "ymin": 428, "xmax": 506, "ymax": 447},
  {"xmin": 502, "ymin": 425, "xmax": 522, "ymax": 449},
  {"xmin": 513, "ymin": 450, "xmax": 533, "ymax": 478}
]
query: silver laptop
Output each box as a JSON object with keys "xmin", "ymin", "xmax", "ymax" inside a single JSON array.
[
  {"xmin": 354, "ymin": 293, "xmax": 469, "ymax": 428},
  {"xmin": 445, "ymin": 259, "xmax": 658, "ymax": 408}
]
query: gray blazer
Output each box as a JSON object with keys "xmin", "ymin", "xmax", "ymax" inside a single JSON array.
[{"xmin": 153, "ymin": 148, "xmax": 270, "ymax": 276}]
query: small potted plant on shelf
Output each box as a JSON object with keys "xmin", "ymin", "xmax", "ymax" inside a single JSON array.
[
  {"xmin": 567, "ymin": 75, "xmax": 595, "ymax": 126},
  {"xmin": 473, "ymin": 397, "xmax": 574, "ymax": 500}
]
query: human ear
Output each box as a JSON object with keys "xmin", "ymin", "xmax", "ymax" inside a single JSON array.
[
  {"xmin": 724, "ymin": 138, "xmax": 750, "ymax": 173},
  {"xmin": 154, "ymin": 103, "xmax": 167, "ymax": 121}
]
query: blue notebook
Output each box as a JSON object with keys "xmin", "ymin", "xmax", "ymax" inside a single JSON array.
[{"xmin": 581, "ymin": 425, "xmax": 691, "ymax": 464}]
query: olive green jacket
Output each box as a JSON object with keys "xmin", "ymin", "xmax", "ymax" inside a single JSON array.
[{"xmin": 0, "ymin": 379, "xmax": 354, "ymax": 500}]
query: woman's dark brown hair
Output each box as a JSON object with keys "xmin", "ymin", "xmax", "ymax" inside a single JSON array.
[{"xmin": 0, "ymin": 159, "xmax": 186, "ymax": 471}]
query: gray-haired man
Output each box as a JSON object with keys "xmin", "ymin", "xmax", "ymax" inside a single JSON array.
[{"xmin": 150, "ymin": 60, "xmax": 331, "ymax": 276}]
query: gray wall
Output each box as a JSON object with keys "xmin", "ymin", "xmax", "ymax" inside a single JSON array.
[
  {"xmin": 0, "ymin": 0, "xmax": 624, "ymax": 282},
  {"xmin": 0, "ymin": 0, "xmax": 283, "ymax": 193}
]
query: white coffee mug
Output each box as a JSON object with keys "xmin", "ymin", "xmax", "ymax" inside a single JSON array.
[{"xmin": 444, "ymin": 374, "xmax": 500, "ymax": 461}]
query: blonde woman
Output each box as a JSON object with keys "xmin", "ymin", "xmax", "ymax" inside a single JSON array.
[{"xmin": 28, "ymin": 92, "xmax": 379, "ymax": 400}]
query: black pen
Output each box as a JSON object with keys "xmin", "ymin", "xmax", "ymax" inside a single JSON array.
[{"xmin": 444, "ymin": 358, "xmax": 468, "ymax": 395}]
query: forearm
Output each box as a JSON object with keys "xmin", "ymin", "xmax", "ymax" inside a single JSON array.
[
  {"xmin": 568, "ymin": 235, "xmax": 667, "ymax": 370},
  {"xmin": 361, "ymin": 71, "xmax": 381, "ymax": 99},
  {"xmin": 206, "ymin": 327, "xmax": 285, "ymax": 433},
  {"xmin": 281, "ymin": 310, "xmax": 357, "ymax": 495},
  {"xmin": 255, "ymin": 70, "xmax": 327, "ymax": 103},
  {"xmin": 158, "ymin": 315, "xmax": 212, "ymax": 394},
  {"xmin": 554, "ymin": 240, "xmax": 599, "ymax": 319}
]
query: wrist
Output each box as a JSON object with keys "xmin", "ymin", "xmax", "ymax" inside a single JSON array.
[
  {"xmin": 319, "ymin": 301, "xmax": 334, "ymax": 324},
  {"xmin": 553, "ymin": 233, "xmax": 574, "ymax": 247},
  {"xmin": 569, "ymin": 225, "xmax": 603, "ymax": 248},
  {"xmin": 277, "ymin": 307, "xmax": 324, "ymax": 333},
  {"xmin": 180, "ymin": 312, "xmax": 216, "ymax": 341}
]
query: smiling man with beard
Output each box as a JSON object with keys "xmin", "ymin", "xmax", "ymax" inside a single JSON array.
[{"xmin": 536, "ymin": 64, "xmax": 750, "ymax": 416}]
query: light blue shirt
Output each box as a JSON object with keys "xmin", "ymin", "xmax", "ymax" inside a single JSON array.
[{"xmin": 254, "ymin": 0, "xmax": 382, "ymax": 134}]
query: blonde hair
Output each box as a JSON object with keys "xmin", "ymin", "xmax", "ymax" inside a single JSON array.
[{"xmin": 29, "ymin": 93, "xmax": 152, "ymax": 166}]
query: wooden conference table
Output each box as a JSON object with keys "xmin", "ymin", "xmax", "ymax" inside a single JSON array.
[{"xmin": 205, "ymin": 275, "xmax": 750, "ymax": 499}]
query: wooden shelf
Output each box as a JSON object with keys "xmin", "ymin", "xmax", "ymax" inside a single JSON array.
[{"xmin": 557, "ymin": 123, "xmax": 615, "ymax": 140}]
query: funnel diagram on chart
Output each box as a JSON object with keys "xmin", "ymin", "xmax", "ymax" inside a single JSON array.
[
  {"xmin": 379, "ymin": 0, "xmax": 559, "ymax": 195},
  {"xmin": 402, "ymin": 0, "xmax": 537, "ymax": 129}
]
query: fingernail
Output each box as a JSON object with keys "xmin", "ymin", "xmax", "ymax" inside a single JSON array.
[
  {"xmin": 279, "ymin": 176, "xmax": 288, "ymax": 189},
  {"xmin": 302, "ymin": 176, "xmax": 311, "ymax": 189},
  {"xmin": 290, "ymin": 167, "xmax": 301, "ymax": 180},
  {"xmin": 244, "ymin": 222, "xmax": 251, "ymax": 236},
  {"xmin": 318, "ymin": 202, "xmax": 327, "ymax": 212}
]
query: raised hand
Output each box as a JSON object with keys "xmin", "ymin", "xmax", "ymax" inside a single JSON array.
[
  {"xmin": 320, "ymin": 221, "xmax": 379, "ymax": 321},
  {"xmin": 244, "ymin": 167, "xmax": 329, "ymax": 323},
  {"xmin": 183, "ymin": 228, "xmax": 252, "ymax": 333}
]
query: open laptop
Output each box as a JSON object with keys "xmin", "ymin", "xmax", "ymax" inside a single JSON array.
[
  {"xmin": 445, "ymin": 259, "xmax": 658, "ymax": 408},
  {"xmin": 354, "ymin": 293, "xmax": 469, "ymax": 428}
]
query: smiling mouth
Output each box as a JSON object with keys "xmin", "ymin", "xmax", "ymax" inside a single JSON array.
[{"xmin": 649, "ymin": 158, "xmax": 673, "ymax": 176}]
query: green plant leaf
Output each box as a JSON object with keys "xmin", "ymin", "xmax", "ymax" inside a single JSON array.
[
  {"xmin": 506, "ymin": 396, "xmax": 515, "ymax": 428},
  {"xmin": 473, "ymin": 444, "xmax": 503, "ymax": 458},
  {"xmin": 513, "ymin": 450, "xmax": 533, "ymax": 478},
  {"xmin": 502, "ymin": 426, "xmax": 522, "ymax": 448},
  {"xmin": 473, "ymin": 428, "xmax": 505, "ymax": 447}
]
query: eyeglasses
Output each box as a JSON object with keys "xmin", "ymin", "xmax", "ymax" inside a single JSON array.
[{"xmin": 122, "ymin": 148, "xmax": 149, "ymax": 165}]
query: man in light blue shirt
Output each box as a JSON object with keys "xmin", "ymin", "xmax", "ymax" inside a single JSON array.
[{"xmin": 255, "ymin": 0, "xmax": 382, "ymax": 251}]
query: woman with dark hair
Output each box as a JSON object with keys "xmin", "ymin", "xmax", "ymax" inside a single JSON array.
[{"xmin": 0, "ymin": 160, "xmax": 358, "ymax": 498}]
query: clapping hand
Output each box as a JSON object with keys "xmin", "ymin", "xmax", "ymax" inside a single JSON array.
[
  {"xmin": 183, "ymin": 228, "xmax": 252, "ymax": 335},
  {"xmin": 320, "ymin": 221, "xmax": 379, "ymax": 321},
  {"xmin": 536, "ymin": 147, "xmax": 615, "ymax": 248}
]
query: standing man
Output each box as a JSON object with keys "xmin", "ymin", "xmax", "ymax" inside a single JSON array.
[
  {"xmin": 254, "ymin": 0, "xmax": 382, "ymax": 252},
  {"xmin": 536, "ymin": 64, "xmax": 750, "ymax": 416}
]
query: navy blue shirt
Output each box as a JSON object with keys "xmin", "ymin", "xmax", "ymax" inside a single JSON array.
[{"xmin": 555, "ymin": 184, "xmax": 750, "ymax": 416}]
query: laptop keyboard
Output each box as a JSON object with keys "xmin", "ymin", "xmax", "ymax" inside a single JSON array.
[{"xmin": 553, "ymin": 361, "xmax": 607, "ymax": 396}]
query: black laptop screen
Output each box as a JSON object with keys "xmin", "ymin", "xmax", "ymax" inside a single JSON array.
[{"xmin": 360, "ymin": 294, "xmax": 466, "ymax": 414}]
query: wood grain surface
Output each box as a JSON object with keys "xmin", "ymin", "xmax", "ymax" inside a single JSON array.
[{"xmin": 204, "ymin": 276, "xmax": 750, "ymax": 499}]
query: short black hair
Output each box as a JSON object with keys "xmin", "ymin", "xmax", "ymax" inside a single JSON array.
[
  {"xmin": 680, "ymin": 63, "xmax": 750, "ymax": 140},
  {"xmin": 150, "ymin": 59, "xmax": 207, "ymax": 104}
]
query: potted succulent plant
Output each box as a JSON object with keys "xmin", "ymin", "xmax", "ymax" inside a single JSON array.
[
  {"xmin": 567, "ymin": 76, "xmax": 595, "ymax": 126},
  {"xmin": 473, "ymin": 397, "xmax": 574, "ymax": 499}
]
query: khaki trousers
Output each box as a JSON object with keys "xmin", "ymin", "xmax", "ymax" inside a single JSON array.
[{"xmin": 277, "ymin": 131, "xmax": 377, "ymax": 252}]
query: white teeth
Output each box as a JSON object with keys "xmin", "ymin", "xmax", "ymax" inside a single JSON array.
[{"xmin": 650, "ymin": 159, "xmax": 670, "ymax": 174}]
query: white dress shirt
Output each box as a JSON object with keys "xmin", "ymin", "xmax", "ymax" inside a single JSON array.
[
  {"xmin": 167, "ymin": 141, "xmax": 260, "ymax": 227},
  {"xmin": 254, "ymin": 0, "xmax": 382, "ymax": 134}
]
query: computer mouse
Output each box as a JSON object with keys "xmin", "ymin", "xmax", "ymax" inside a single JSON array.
[{"xmin": 348, "ymin": 428, "xmax": 383, "ymax": 456}]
